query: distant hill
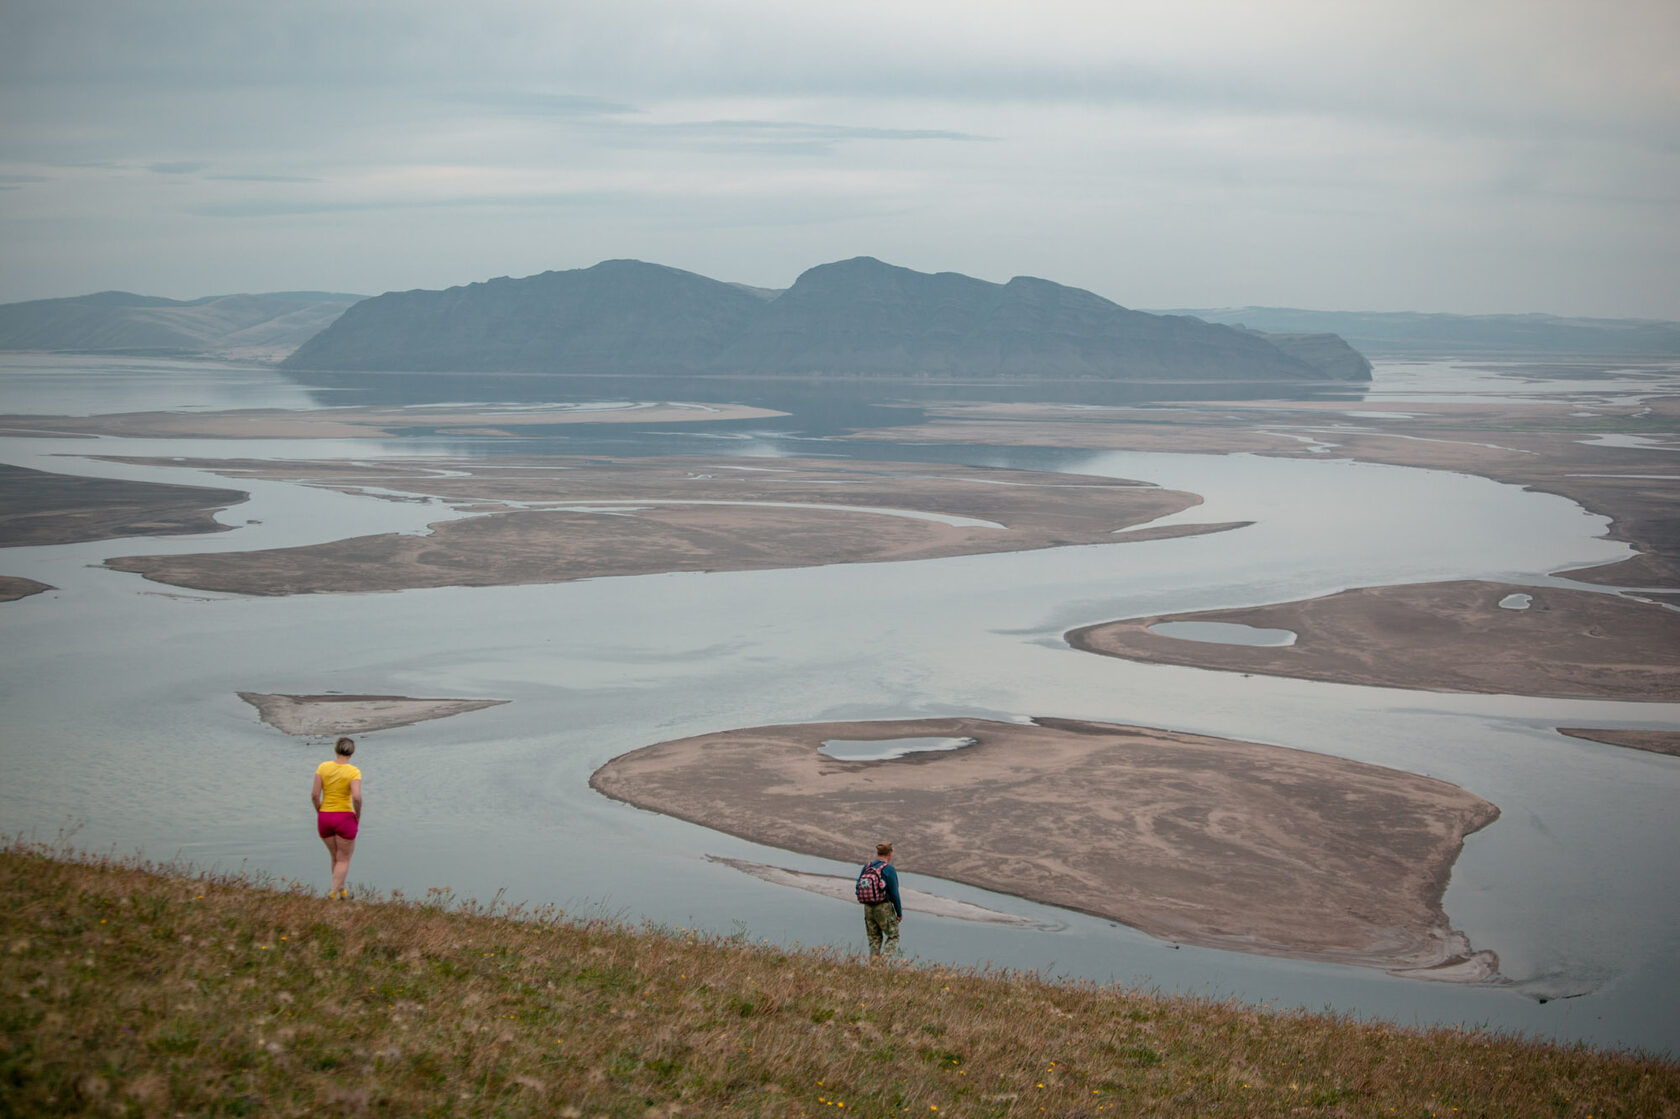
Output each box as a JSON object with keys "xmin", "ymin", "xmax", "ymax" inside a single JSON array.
[
  {"xmin": 283, "ymin": 258, "xmax": 1371, "ymax": 382},
  {"xmin": 0, "ymin": 291, "xmax": 366, "ymax": 363},
  {"xmin": 1157, "ymin": 307, "xmax": 1680, "ymax": 358},
  {"xmin": 286, "ymin": 261, "xmax": 765, "ymax": 376}
]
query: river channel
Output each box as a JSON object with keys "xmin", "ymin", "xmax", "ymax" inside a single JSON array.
[{"xmin": 0, "ymin": 354, "xmax": 1676, "ymax": 1055}]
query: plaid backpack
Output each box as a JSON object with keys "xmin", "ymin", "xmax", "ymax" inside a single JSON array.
[{"xmin": 856, "ymin": 860, "xmax": 889, "ymax": 905}]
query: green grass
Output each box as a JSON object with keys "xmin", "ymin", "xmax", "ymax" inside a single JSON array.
[{"xmin": 1, "ymin": 841, "xmax": 1675, "ymax": 1117}]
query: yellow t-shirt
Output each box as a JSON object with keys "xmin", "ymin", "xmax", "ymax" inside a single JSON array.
[{"xmin": 316, "ymin": 760, "xmax": 362, "ymax": 813}]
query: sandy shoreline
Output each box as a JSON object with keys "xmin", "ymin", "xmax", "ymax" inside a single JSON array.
[
  {"xmin": 1558, "ymin": 728, "xmax": 1680, "ymax": 758},
  {"xmin": 101, "ymin": 457, "xmax": 1209, "ymax": 595},
  {"xmin": 592, "ymin": 717, "xmax": 1501, "ymax": 979},
  {"xmin": 237, "ymin": 692, "xmax": 510, "ymax": 736},
  {"xmin": 1068, "ymin": 580, "xmax": 1680, "ymax": 701}
]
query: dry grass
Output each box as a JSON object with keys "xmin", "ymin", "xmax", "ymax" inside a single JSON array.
[{"xmin": 1, "ymin": 841, "xmax": 1675, "ymax": 1117}]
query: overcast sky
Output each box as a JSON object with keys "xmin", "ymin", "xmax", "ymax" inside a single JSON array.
[{"xmin": 2, "ymin": 0, "xmax": 1676, "ymax": 317}]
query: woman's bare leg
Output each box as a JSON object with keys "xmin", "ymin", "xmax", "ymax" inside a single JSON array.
[
  {"xmin": 319, "ymin": 834, "xmax": 338, "ymax": 894},
  {"xmin": 330, "ymin": 836, "xmax": 356, "ymax": 896}
]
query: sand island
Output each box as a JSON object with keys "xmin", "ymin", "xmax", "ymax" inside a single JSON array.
[
  {"xmin": 0, "ymin": 575, "xmax": 51, "ymax": 602},
  {"xmin": 1068, "ymin": 580, "xmax": 1680, "ymax": 701},
  {"xmin": 238, "ymin": 692, "xmax": 510, "ymax": 736},
  {"xmin": 101, "ymin": 457, "xmax": 1226, "ymax": 595},
  {"xmin": 591, "ymin": 716, "xmax": 1501, "ymax": 979}
]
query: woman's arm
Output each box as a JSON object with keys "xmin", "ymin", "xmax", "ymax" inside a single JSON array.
[
  {"xmin": 350, "ymin": 778, "xmax": 362, "ymax": 820},
  {"xmin": 311, "ymin": 772, "xmax": 324, "ymax": 811}
]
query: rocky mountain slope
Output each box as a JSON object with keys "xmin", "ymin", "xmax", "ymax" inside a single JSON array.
[{"xmin": 284, "ymin": 258, "xmax": 1370, "ymax": 381}]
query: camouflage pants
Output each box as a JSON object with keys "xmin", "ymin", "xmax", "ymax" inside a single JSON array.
[{"xmin": 863, "ymin": 901, "xmax": 900, "ymax": 958}]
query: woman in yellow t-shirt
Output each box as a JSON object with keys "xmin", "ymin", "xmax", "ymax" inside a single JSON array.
[{"xmin": 311, "ymin": 736, "xmax": 363, "ymax": 899}]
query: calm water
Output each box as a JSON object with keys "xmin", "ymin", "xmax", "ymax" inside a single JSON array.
[{"xmin": 1, "ymin": 354, "xmax": 1677, "ymax": 1055}]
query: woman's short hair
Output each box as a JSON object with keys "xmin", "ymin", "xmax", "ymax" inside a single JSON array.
[{"xmin": 335, "ymin": 736, "xmax": 355, "ymax": 757}]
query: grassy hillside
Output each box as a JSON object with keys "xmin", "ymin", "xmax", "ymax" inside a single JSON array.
[{"xmin": 2, "ymin": 843, "xmax": 1674, "ymax": 1117}]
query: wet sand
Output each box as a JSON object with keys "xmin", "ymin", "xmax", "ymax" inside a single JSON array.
[
  {"xmin": 1558, "ymin": 728, "xmax": 1680, "ymax": 758},
  {"xmin": 592, "ymin": 717, "xmax": 1501, "ymax": 979},
  {"xmin": 1069, "ymin": 580, "xmax": 1680, "ymax": 701},
  {"xmin": 102, "ymin": 457, "xmax": 1213, "ymax": 595},
  {"xmin": 705, "ymin": 856, "xmax": 1060, "ymax": 929},
  {"xmin": 0, "ymin": 576, "xmax": 51, "ymax": 602},
  {"xmin": 0, "ymin": 463, "xmax": 244, "ymax": 547},
  {"xmin": 237, "ymin": 692, "xmax": 510, "ymax": 736}
]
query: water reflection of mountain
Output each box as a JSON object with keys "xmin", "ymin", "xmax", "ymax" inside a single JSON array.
[{"xmin": 287, "ymin": 371, "xmax": 1367, "ymax": 441}]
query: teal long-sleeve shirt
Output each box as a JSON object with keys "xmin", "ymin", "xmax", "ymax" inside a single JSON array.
[{"xmin": 865, "ymin": 860, "xmax": 902, "ymax": 920}]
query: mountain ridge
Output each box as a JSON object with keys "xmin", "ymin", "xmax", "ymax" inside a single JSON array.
[{"xmin": 283, "ymin": 257, "xmax": 1372, "ymax": 382}]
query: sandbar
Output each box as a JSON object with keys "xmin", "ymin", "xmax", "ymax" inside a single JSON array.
[
  {"xmin": 1558, "ymin": 728, "xmax": 1680, "ymax": 758},
  {"xmin": 591, "ymin": 716, "xmax": 1500, "ymax": 978},
  {"xmin": 0, "ymin": 463, "xmax": 244, "ymax": 547},
  {"xmin": 237, "ymin": 692, "xmax": 510, "ymax": 736},
  {"xmin": 705, "ymin": 857, "xmax": 1060, "ymax": 929},
  {"xmin": 103, "ymin": 457, "xmax": 1214, "ymax": 595},
  {"xmin": 1069, "ymin": 580, "xmax": 1680, "ymax": 701},
  {"xmin": 0, "ymin": 401, "xmax": 787, "ymax": 441},
  {"xmin": 0, "ymin": 576, "xmax": 52, "ymax": 602}
]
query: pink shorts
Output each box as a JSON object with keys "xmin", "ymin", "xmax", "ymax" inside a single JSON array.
[{"xmin": 317, "ymin": 811, "xmax": 359, "ymax": 840}]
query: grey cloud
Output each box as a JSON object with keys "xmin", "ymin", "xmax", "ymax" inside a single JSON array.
[
  {"xmin": 464, "ymin": 91, "xmax": 640, "ymax": 117},
  {"xmin": 603, "ymin": 118, "xmax": 989, "ymax": 157},
  {"xmin": 206, "ymin": 174, "xmax": 322, "ymax": 183},
  {"xmin": 147, "ymin": 161, "xmax": 208, "ymax": 174},
  {"xmin": 190, "ymin": 192, "xmax": 618, "ymax": 219}
]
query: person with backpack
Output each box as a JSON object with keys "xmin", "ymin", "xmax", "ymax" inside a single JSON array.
[{"xmin": 856, "ymin": 841, "xmax": 903, "ymax": 959}]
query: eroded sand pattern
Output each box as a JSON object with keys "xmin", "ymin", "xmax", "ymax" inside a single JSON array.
[{"xmin": 592, "ymin": 716, "xmax": 1501, "ymax": 979}]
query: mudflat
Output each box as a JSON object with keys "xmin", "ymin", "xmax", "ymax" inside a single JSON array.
[
  {"xmin": 238, "ymin": 692, "xmax": 510, "ymax": 736},
  {"xmin": 0, "ymin": 463, "xmax": 244, "ymax": 547},
  {"xmin": 1068, "ymin": 580, "xmax": 1680, "ymax": 701},
  {"xmin": 591, "ymin": 716, "xmax": 1500, "ymax": 979},
  {"xmin": 103, "ymin": 457, "xmax": 1215, "ymax": 595}
]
